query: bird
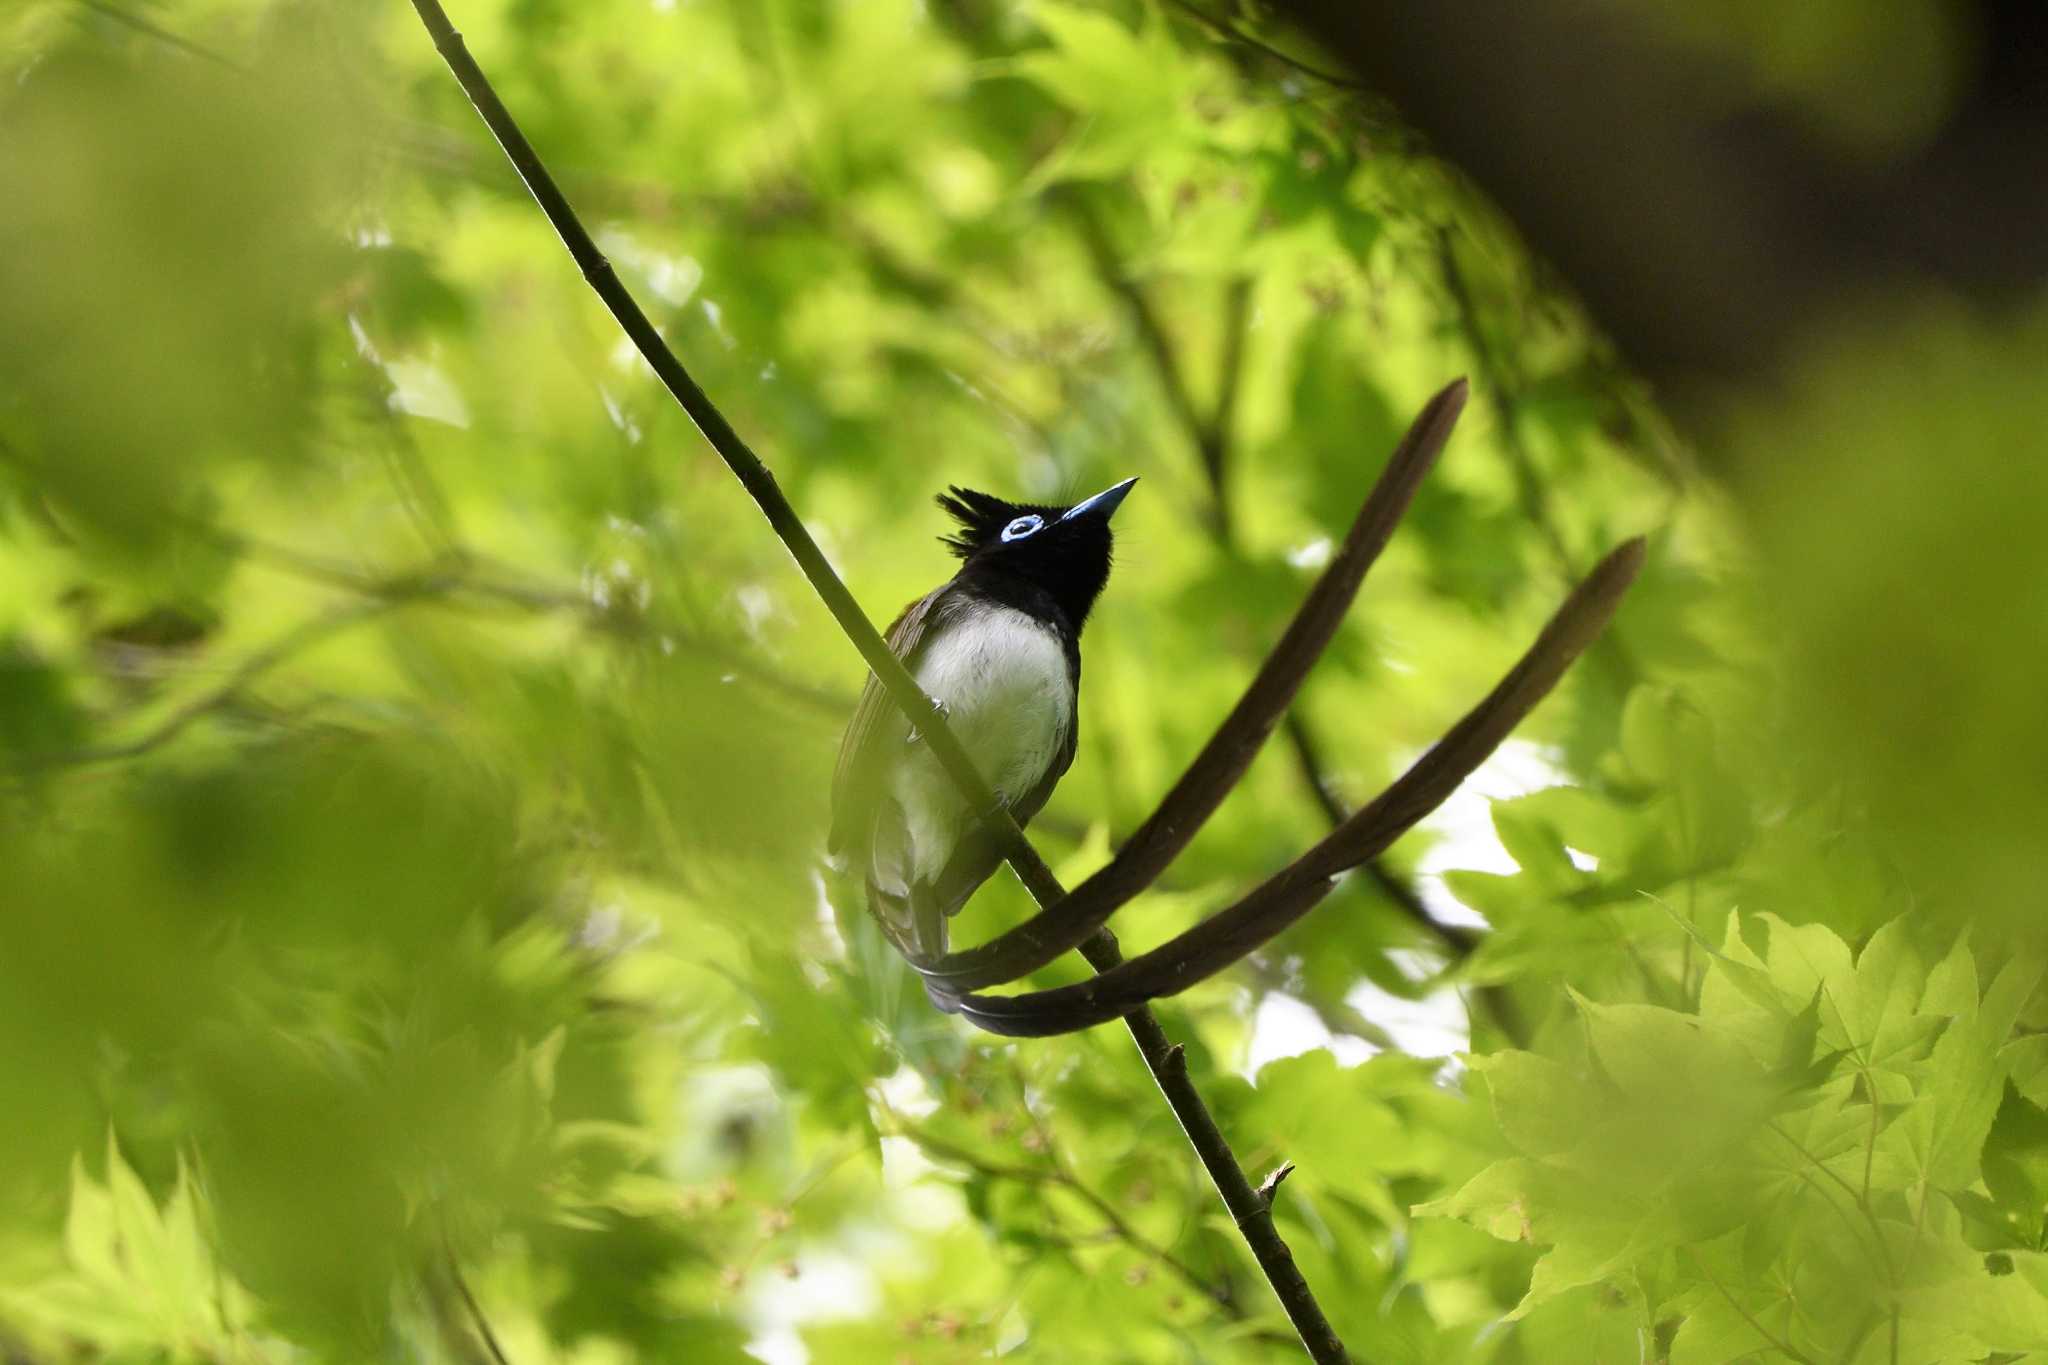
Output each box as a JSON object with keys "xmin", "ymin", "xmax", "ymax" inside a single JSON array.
[{"xmin": 830, "ymin": 477, "xmax": 1136, "ymax": 963}]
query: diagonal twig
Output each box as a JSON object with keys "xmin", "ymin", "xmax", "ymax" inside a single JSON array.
[
  {"xmin": 404, "ymin": 2, "xmax": 1026, "ymax": 873},
  {"xmin": 445, "ymin": 1254, "xmax": 514, "ymax": 1365},
  {"xmin": 1158, "ymin": 0, "xmax": 1366, "ymax": 92},
  {"xmin": 401, "ymin": 6, "xmax": 1353, "ymax": 1358}
]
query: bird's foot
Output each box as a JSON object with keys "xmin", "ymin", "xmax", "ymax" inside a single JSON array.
[{"xmin": 905, "ymin": 696, "xmax": 950, "ymax": 745}]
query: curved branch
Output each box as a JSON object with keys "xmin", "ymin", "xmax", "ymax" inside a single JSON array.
[
  {"xmin": 909, "ymin": 378, "xmax": 1465, "ymax": 992},
  {"xmin": 939, "ymin": 536, "xmax": 1645, "ymax": 1036}
]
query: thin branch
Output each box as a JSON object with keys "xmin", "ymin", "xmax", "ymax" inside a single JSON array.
[
  {"xmin": 912, "ymin": 380, "xmax": 1464, "ymax": 993},
  {"xmin": 403, "ymin": 7, "xmax": 1352, "ymax": 1357},
  {"xmin": 201, "ymin": 523, "xmax": 855, "ymax": 717},
  {"xmin": 404, "ymin": 1, "xmax": 1037, "ymax": 882},
  {"xmin": 1077, "ymin": 986, "xmax": 1348, "ymax": 1360},
  {"xmin": 1435, "ymin": 225, "xmax": 1578, "ymax": 579},
  {"xmin": 940, "ymin": 537, "xmax": 1644, "ymax": 1035},
  {"xmin": 1067, "ymin": 201, "xmax": 1224, "ymax": 534},
  {"xmin": 893, "ymin": 1120, "xmax": 1235, "ymax": 1313},
  {"xmin": 446, "ymin": 1255, "xmax": 514, "ymax": 1365},
  {"xmin": 72, "ymin": 0, "xmax": 243, "ymax": 68},
  {"xmin": 1682, "ymin": 1247, "xmax": 1818, "ymax": 1365},
  {"xmin": 14, "ymin": 596, "xmax": 408, "ymax": 773},
  {"xmin": 1158, "ymin": 0, "xmax": 1366, "ymax": 92}
]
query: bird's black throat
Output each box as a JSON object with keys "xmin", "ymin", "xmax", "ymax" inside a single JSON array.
[{"xmin": 940, "ymin": 566, "xmax": 1086, "ymax": 677}]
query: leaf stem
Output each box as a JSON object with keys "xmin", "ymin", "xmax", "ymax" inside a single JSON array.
[
  {"xmin": 892, "ymin": 1118, "xmax": 1234, "ymax": 1312},
  {"xmin": 1683, "ymin": 1247, "xmax": 1818, "ymax": 1365}
]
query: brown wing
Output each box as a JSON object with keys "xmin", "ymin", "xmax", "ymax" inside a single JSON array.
[{"xmin": 829, "ymin": 588, "xmax": 945, "ymax": 858}]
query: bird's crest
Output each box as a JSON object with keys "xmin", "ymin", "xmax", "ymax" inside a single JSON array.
[{"xmin": 936, "ymin": 486, "xmax": 1027, "ymax": 559}]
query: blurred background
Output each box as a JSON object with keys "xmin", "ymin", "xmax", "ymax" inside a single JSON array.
[{"xmin": 2, "ymin": 1, "xmax": 2044, "ymax": 1361}]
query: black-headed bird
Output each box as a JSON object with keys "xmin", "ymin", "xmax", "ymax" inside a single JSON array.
[{"xmin": 830, "ymin": 478, "xmax": 1135, "ymax": 958}]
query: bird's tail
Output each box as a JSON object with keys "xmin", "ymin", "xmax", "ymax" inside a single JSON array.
[
  {"xmin": 864, "ymin": 876, "xmax": 961, "ymax": 1014},
  {"xmin": 863, "ymin": 797, "xmax": 961, "ymax": 1012}
]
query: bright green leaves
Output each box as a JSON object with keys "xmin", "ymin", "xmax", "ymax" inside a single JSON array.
[
  {"xmin": 0, "ymin": 0, "xmax": 1872, "ymax": 1360},
  {"xmin": 1913, "ymin": 947, "xmax": 2040, "ymax": 1191},
  {"xmin": 1422, "ymin": 916, "xmax": 2048, "ymax": 1360},
  {"xmin": 1015, "ymin": 3, "xmax": 1197, "ymax": 184},
  {"xmin": 0, "ymin": 1141, "xmax": 267, "ymax": 1358},
  {"xmin": 1445, "ymin": 682, "xmax": 1774, "ymax": 1011}
]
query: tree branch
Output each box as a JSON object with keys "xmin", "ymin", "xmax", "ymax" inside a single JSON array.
[{"xmin": 403, "ymin": 6, "xmax": 1353, "ymax": 1356}]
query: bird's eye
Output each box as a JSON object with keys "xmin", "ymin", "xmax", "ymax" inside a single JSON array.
[{"xmin": 1000, "ymin": 515, "xmax": 1044, "ymax": 543}]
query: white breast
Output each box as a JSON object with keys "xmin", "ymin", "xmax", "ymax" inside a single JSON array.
[{"xmin": 889, "ymin": 605, "xmax": 1073, "ymax": 888}]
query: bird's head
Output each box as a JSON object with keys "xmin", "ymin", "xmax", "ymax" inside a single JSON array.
[{"xmin": 936, "ymin": 477, "xmax": 1136, "ymax": 628}]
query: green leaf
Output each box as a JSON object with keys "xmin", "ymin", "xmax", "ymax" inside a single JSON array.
[
  {"xmin": 1472, "ymin": 1051, "xmax": 1594, "ymax": 1158},
  {"xmin": 1490, "ymin": 795, "xmax": 1586, "ymax": 892},
  {"xmin": 1413, "ymin": 1158, "xmax": 1537, "ymax": 1243},
  {"xmin": 2005, "ymin": 1033, "xmax": 2048, "ymax": 1109}
]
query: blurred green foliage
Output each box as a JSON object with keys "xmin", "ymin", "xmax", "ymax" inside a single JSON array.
[{"xmin": 0, "ymin": 1, "xmax": 2042, "ymax": 1362}]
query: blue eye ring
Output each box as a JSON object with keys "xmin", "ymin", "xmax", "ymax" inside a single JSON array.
[{"xmin": 1000, "ymin": 514, "xmax": 1044, "ymax": 543}]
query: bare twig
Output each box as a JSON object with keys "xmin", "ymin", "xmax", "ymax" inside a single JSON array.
[
  {"xmin": 403, "ymin": 6, "xmax": 1353, "ymax": 1356},
  {"xmin": 445, "ymin": 1255, "xmax": 514, "ymax": 1365},
  {"xmin": 15, "ymin": 596, "xmax": 408, "ymax": 773},
  {"xmin": 1255, "ymin": 1162, "xmax": 1296, "ymax": 1206},
  {"xmin": 72, "ymin": 0, "xmax": 243, "ymax": 68},
  {"xmin": 403, "ymin": 1, "xmax": 1036, "ymax": 880},
  {"xmin": 201, "ymin": 523, "xmax": 855, "ymax": 716},
  {"xmin": 1434, "ymin": 226, "xmax": 1578, "ymax": 577},
  {"xmin": 892, "ymin": 1120, "xmax": 1235, "ymax": 1312},
  {"xmin": 1681, "ymin": 1247, "xmax": 1818, "ymax": 1365},
  {"xmin": 1159, "ymin": 0, "xmax": 1366, "ymax": 92}
]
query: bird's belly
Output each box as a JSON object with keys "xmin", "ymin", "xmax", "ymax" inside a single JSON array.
[{"xmin": 891, "ymin": 606, "xmax": 1072, "ymax": 886}]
